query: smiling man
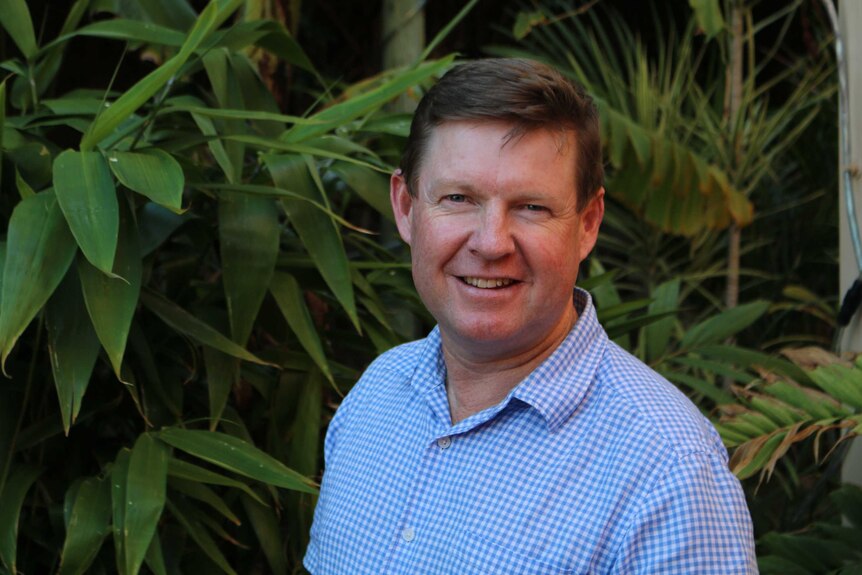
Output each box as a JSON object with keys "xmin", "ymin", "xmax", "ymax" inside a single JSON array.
[{"xmin": 304, "ymin": 58, "xmax": 757, "ymax": 574}]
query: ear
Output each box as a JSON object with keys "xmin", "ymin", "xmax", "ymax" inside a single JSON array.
[
  {"xmin": 390, "ymin": 170, "xmax": 415, "ymax": 246},
  {"xmin": 577, "ymin": 187, "xmax": 605, "ymax": 261}
]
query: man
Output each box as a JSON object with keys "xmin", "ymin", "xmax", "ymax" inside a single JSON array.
[{"xmin": 305, "ymin": 58, "xmax": 757, "ymax": 574}]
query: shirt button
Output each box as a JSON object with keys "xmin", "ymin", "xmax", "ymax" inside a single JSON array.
[
  {"xmin": 402, "ymin": 527, "xmax": 415, "ymax": 542},
  {"xmin": 437, "ymin": 436, "xmax": 452, "ymax": 449}
]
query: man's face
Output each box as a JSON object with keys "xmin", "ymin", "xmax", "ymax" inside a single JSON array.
[{"xmin": 391, "ymin": 120, "xmax": 604, "ymax": 360}]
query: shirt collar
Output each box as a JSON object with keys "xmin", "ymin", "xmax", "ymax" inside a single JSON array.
[
  {"xmin": 512, "ymin": 288, "xmax": 607, "ymax": 432},
  {"xmin": 409, "ymin": 288, "xmax": 608, "ymax": 432}
]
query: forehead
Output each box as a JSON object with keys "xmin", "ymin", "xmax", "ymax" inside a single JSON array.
[{"xmin": 419, "ymin": 120, "xmax": 578, "ymax": 192}]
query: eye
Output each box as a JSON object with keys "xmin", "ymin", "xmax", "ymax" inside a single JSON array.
[
  {"xmin": 445, "ymin": 194, "xmax": 467, "ymax": 203},
  {"xmin": 524, "ymin": 204, "xmax": 548, "ymax": 212}
]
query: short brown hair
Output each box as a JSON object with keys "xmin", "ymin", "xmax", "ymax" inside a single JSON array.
[{"xmin": 400, "ymin": 58, "xmax": 604, "ymax": 210}]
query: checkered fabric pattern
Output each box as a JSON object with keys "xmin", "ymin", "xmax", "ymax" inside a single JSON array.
[{"xmin": 305, "ymin": 289, "xmax": 757, "ymax": 574}]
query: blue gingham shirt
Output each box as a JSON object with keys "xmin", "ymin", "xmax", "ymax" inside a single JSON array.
[{"xmin": 305, "ymin": 290, "xmax": 757, "ymax": 574}]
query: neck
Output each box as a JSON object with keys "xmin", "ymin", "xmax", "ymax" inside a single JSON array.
[{"xmin": 442, "ymin": 309, "xmax": 578, "ymax": 424}]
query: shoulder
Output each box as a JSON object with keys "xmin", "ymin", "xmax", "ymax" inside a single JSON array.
[{"xmin": 593, "ymin": 341, "xmax": 727, "ymax": 461}]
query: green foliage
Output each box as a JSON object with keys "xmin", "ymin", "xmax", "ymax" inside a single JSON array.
[{"xmin": 0, "ymin": 1, "xmax": 445, "ymax": 572}]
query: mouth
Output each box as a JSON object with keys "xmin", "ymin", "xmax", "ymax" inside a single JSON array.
[{"xmin": 459, "ymin": 276, "xmax": 517, "ymax": 289}]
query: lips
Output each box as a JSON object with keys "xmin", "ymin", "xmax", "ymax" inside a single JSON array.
[{"xmin": 460, "ymin": 276, "xmax": 516, "ymax": 289}]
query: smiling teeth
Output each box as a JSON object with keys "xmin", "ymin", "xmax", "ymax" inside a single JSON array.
[{"xmin": 462, "ymin": 277, "xmax": 513, "ymax": 289}]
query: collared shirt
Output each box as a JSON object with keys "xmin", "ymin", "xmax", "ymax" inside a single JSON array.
[{"xmin": 305, "ymin": 289, "xmax": 757, "ymax": 574}]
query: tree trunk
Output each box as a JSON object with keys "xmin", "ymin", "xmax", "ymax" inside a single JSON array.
[
  {"xmin": 382, "ymin": 0, "xmax": 425, "ymax": 112},
  {"xmin": 724, "ymin": 1, "xmax": 745, "ymax": 311}
]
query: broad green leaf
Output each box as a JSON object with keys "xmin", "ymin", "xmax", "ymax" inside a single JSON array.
[
  {"xmin": 144, "ymin": 535, "xmax": 167, "ymax": 575},
  {"xmin": 124, "ymin": 434, "xmax": 169, "ymax": 575},
  {"xmin": 46, "ymin": 266, "xmax": 101, "ymax": 434},
  {"xmin": 15, "ymin": 168, "xmax": 34, "ymax": 199},
  {"xmin": 680, "ymin": 300, "xmax": 770, "ymax": 350},
  {"xmin": 202, "ymin": 348, "xmax": 238, "ymax": 432},
  {"xmin": 166, "ymin": 498, "xmax": 237, "ymax": 575},
  {"xmin": 689, "ymin": 0, "xmax": 725, "ymax": 39},
  {"xmin": 80, "ymin": 1, "xmax": 222, "ymax": 150},
  {"xmin": 329, "ymin": 161, "xmax": 394, "ymax": 221},
  {"xmin": 159, "ymin": 429, "xmax": 317, "ymax": 494},
  {"xmin": 643, "ymin": 279, "xmax": 679, "ymax": 363},
  {"xmin": 0, "ymin": 465, "xmax": 40, "ymax": 574},
  {"xmin": 0, "ymin": 0, "xmax": 37, "ymax": 59},
  {"xmin": 53, "ymin": 149, "xmax": 119, "ymax": 274},
  {"xmin": 59, "ymin": 475, "xmax": 111, "ymax": 575},
  {"xmin": 269, "ymin": 273, "xmax": 333, "ymax": 384},
  {"xmin": 79, "ymin": 196, "xmax": 142, "ymax": 378},
  {"xmin": 282, "ymin": 56, "xmax": 455, "ymax": 143},
  {"xmin": 265, "ymin": 154, "xmax": 358, "ymax": 330},
  {"xmin": 240, "ymin": 494, "xmax": 286, "ymax": 575},
  {"xmin": 219, "ymin": 194, "xmax": 279, "ymax": 345},
  {"xmin": 0, "ymin": 191, "xmax": 77, "ymax": 372},
  {"xmin": 138, "ymin": 202, "xmax": 187, "ymax": 257},
  {"xmin": 140, "ymin": 290, "xmax": 274, "ymax": 366},
  {"xmin": 109, "ymin": 150, "xmax": 184, "ymax": 212},
  {"xmin": 167, "ymin": 458, "xmax": 266, "ymax": 505},
  {"xmin": 168, "ymin": 476, "xmax": 240, "ymax": 525}
]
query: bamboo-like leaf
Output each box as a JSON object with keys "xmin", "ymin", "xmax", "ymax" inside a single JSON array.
[
  {"xmin": 0, "ymin": 0, "xmax": 37, "ymax": 59},
  {"xmin": 167, "ymin": 458, "xmax": 266, "ymax": 506},
  {"xmin": 52, "ymin": 19, "xmax": 186, "ymax": 48},
  {"xmin": 0, "ymin": 191, "xmax": 77, "ymax": 372},
  {"xmin": 265, "ymin": 154, "xmax": 358, "ymax": 330},
  {"xmin": 58, "ymin": 475, "xmax": 111, "ymax": 575},
  {"xmin": 46, "ymin": 266, "xmax": 101, "ymax": 434},
  {"xmin": 144, "ymin": 534, "xmax": 167, "ymax": 575},
  {"xmin": 270, "ymin": 273, "xmax": 333, "ymax": 384},
  {"xmin": 0, "ymin": 465, "xmax": 40, "ymax": 574},
  {"xmin": 202, "ymin": 348, "xmax": 238, "ymax": 432},
  {"xmin": 166, "ymin": 498, "xmax": 237, "ymax": 575},
  {"xmin": 167, "ymin": 477, "xmax": 241, "ymax": 525},
  {"xmin": 763, "ymin": 381, "xmax": 844, "ymax": 420},
  {"xmin": 219, "ymin": 194, "xmax": 279, "ymax": 345},
  {"xmin": 680, "ymin": 300, "xmax": 770, "ymax": 349},
  {"xmin": 80, "ymin": 1, "xmax": 224, "ymax": 150},
  {"xmin": 809, "ymin": 364, "xmax": 862, "ymax": 410},
  {"xmin": 643, "ymin": 279, "xmax": 679, "ymax": 363},
  {"xmin": 159, "ymin": 429, "xmax": 317, "ymax": 494},
  {"xmin": 282, "ymin": 57, "xmax": 455, "ymax": 143},
  {"xmin": 124, "ymin": 433, "xmax": 169, "ymax": 575},
  {"xmin": 140, "ymin": 290, "xmax": 274, "ymax": 366},
  {"xmin": 109, "ymin": 150, "xmax": 185, "ymax": 213},
  {"xmin": 689, "ymin": 0, "xmax": 725, "ymax": 39},
  {"xmin": 240, "ymin": 493, "xmax": 287, "ymax": 575},
  {"xmin": 79, "ymin": 196, "xmax": 141, "ymax": 378},
  {"xmin": 288, "ymin": 369, "xmax": 324, "ymax": 477},
  {"xmin": 53, "ymin": 149, "xmax": 119, "ymax": 274},
  {"xmin": 329, "ymin": 161, "xmax": 394, "ymax": 221},
  {"xmin": 203, "ymin": 48, "xmax": 245, "ymax": 183},
  {"xmin": 697, "ymin": 345, "xmax": 814, "ymax": 385},
  {"xmin": 111, "ymin": 449, "xmax": 130, "ymax": 575}
]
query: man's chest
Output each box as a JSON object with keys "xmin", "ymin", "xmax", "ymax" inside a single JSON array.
[{"xmin": 312, "ymin": 395, "xmax": 661, "ymax": 575}]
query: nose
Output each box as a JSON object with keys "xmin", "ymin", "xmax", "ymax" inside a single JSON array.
[{"xmin": 468, "ymin": 205, "xmax": 515, "ymax": 260}]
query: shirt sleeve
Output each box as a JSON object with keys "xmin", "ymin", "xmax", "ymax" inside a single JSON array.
[{"xmin": 610, "ymin": 450, "xmax": 758, "ymax": 574}]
